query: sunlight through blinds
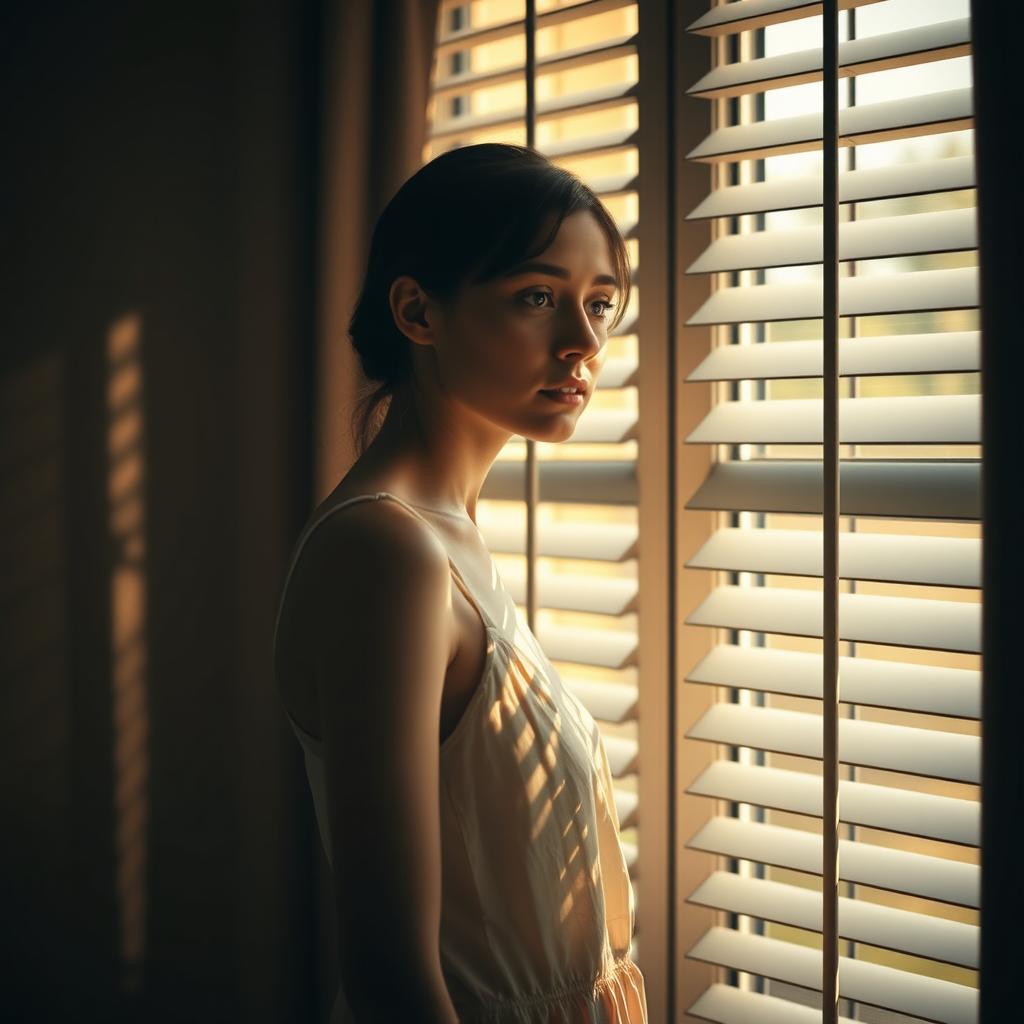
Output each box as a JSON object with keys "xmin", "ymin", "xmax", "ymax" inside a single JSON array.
[
  {"xmin": 427, "ymin": 0, "xmax": 644, "ymax": 964},
  {"xmin": 680, "ymin": 1, "xmax": 981, "ymax": 1022}
]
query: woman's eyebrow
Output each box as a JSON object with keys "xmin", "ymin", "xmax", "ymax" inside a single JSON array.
[{"xmin": 503, "ymin": 260, "xmax": 619, "ymax": 288}]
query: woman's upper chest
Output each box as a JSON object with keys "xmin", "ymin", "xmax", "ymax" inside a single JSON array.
[{"xmin": 277, "ymin": 493, "xmax": 508, "ymax": 737}]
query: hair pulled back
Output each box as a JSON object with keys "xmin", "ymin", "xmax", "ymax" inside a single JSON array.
[{"xmin": 347, "ymin": 143, "xmax": 632, "ymax": 455}]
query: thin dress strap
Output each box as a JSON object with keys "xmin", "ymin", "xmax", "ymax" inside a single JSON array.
[
  {"xmin": 273, "ymin": 491, "xmax": 494, "ymax": 651},
  {"xmin": 371, "ymin": 491, "xmax": 495, "ymax": 632}
]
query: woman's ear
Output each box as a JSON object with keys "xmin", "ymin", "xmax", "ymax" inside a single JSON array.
[{"xmin": 388, "ymin": 276, "xmax": 436, "ymax": 348}]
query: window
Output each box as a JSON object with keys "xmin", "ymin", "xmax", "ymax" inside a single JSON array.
[
  {"xmin": 426, "ymin": 0, "xmax": 650, "ymax": 980},
  {"xmin": 680, "ymin": 1, "xmax": 980, "ymax": 1022},
  {"xmin": 426, "ymin": 2, "xmax": 981, "ymax": 1021}
]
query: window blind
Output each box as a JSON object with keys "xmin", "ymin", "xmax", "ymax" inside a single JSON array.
[
  {"xmin": 679, "ymin": 2, "xmax": 981, "ymax": 1024},
  {"xmin": 427, "ymin": 0, "xmax": 649, "ymax": 974}
]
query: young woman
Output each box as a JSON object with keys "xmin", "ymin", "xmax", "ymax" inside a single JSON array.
[{"xmin": 274, "ymin": 143, "xmax": 647, "ymax": 1023}]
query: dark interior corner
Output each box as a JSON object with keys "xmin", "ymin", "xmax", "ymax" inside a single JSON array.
[{"xmin": 1, "ymin": 2, "xmax": 329, "ymax": 1020}]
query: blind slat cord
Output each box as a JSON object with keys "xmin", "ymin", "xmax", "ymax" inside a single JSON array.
[{"xmin": 525, "ymin": 0, "xmax": 539, "ymax": 632}]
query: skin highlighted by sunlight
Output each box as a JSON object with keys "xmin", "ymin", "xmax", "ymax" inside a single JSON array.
[
  {"xmin": 390, "ymin": 208, "xmax": 620, "ymax": 452},
  {"xmin": 274, "ymin": 138, "xmax": 647, "ymax": 1020}
]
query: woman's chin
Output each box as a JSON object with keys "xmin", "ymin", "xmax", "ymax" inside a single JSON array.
[
  {"xmin": 512, "ymin": 394, "xmax": 588, "ymax": 442},
  {"xmin": 521, "ymin": 418, "xmax": 578, "ymax": 444}
]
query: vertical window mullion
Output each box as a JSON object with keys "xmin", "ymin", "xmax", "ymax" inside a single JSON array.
[{"xmin": 821, "ymin": 3, "xmax": 841, "ymax": 1024}]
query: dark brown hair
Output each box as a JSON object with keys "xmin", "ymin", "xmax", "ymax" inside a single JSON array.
[{"xmin": 347, "ymin": 143, "xmax": 632, "ymax": 455}]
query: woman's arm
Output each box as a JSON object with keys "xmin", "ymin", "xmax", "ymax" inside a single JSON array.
[{"xmin": 298, "ymin": 501, "xmax": 460, "ymax": 1023}]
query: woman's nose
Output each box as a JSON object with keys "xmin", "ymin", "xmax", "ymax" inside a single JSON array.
[{"xmin": 557, "ymin": 302, "xmax": 604, "ymax": 360}]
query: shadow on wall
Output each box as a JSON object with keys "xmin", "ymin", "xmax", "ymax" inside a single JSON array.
[{"xmin": 1, "ymin": 2, "xmax": 325, "ymax": 1021}]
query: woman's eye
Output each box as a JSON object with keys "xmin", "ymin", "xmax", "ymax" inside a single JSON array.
[
  {"xmin": 522, "ymin": 291, "xmax": 553, "ymax": 309},
  {"xmin": 521, "ymin": 291, "xmax": 616, "ymax": 318}
]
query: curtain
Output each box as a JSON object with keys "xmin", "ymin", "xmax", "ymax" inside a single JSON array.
[
  {"xmin": 308, "ymin": 1, "xmax": 441, "ymax": 1014},
  {"xmin": 315, "ymin": 0, "xmax": 442, "ymax": 497}
]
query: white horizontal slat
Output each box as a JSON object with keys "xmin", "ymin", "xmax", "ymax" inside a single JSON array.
[
  {"xmin": 482, "ymin": 459, "xmax": 637, "ymax": 504},
  {"xmin": 686, "ymin": 459, "xmax": 980, "ymax": 520},
  {"xmin": 688, "ymin": 984, "xmax": 857, "ymax": 1024},
  {"xmin": 535, "ymin": 624, "xmax": 638, "ymax": 669},
  {"xmin": 687, "ymin": 155, "xmax": 975, "ymax": 220},
  {"xmin": 686, "ymin": 644, "xmax": 981, "ymax": 720},
  {"xmin": 688, "ymin": 816, "xmax": 980, "ymax": 907},
  {"xmin": 686, "ymin": 331, "xmax": 980, "ymax": 381},
  {"xmin": 540, "ymin": 126, "xmax": 639, "ymax": 161},
  {"xmin": 435, "ymin": 0, "xmax": 634, "ymax": 55},
  {"xmin": 566, "ymin": 409, "xmax": 638, "ymax": 443},
  {"xmin": 530, "ymin": 0, "xmax": 636, "ymax": 31},
  {"xmin": 434, "ymin": 31, "xmax": 637, "ymax": 95},
  {"xmin": 688, "ymin": 928, "xmax": 978, "ymax": 1024},
  {"xmin": 431, "ymin": 81, "xmax": 638, "ymax": 141},
  {"xmin": 611, "ymin": 307, "xmax": 639, "ymax": 337},
  {"xmin": 687, "ymin": 584, "xmax": 981, "ymax": 654},
  {"xmin": 589, "ymin": 171, "xmax": 639, "ymax": 197},
  {"xmin": 614, "ymin": 787, "xmax": 638, "ymax": 829},
  {"xmin": 688, "ymin": 87, "xmax": 972, "ymax": 163},
  {"xmin": 687, "ymin": 266, "xmax": 978, "ymax": 325},
  {"xmin": 688, "ymin": 871, "xmax": 978, "ymax": 967},
  {"xmin": 595, "ymin": 356, "xmax": 638, "ymax": 388},
  {"xmin": 538, "ymin": 32, "xmax": 638, "ymax": 75},
  {"xmin": 434, "ymin": 13, "xmax": 521, "ymax": 54},
  {"xmin": 687, "ymin": 207, "xmax": 976, "ymax": 274},
  {"xmin": 602, "ymin": 734, "xmax": 638, "ymax": 776},
  {"xmin": 687, "ymin": 0, "xmax": 880, "ymax": 37},
  {"xmin": 434, "ymin": 32, "xmax": 638, "ymax": 98},
  {"xmin": 434, "ymin": 61, "xmax": 523, "ymax": 97},
  {"xmin": 687, "ymin": 703, "xmax": 980, "ymax": 783},
  {"xmin": 616, "ymin": 218, "xmax": 639, "ymax": 242},
  {"xmin": 502, "ymin": 564, "xmax": 637, "ymax": 615},
  {"xmin": 535, "ymin": 81, "xmax": 639, "ymax": 122},
  {"xmin": 480, "ymin": 521, "xmax": 638, "ymax": 561},
  {"xmin": 688, "ymin": 760, "xmax": 979, "ymax": 845},
  {"xmin": 688, "ymin": 18, "xmax": 971, "ymax": 99},
  {"xmin": 687, "ymin": 394, "xmax": 980, "ymax": 445},
  {"xmin": 565, "ymin": 679, "xmax": 637, "ymax": 723},
  {"xmin": 686, "ymin": 527, "xmax": 981, "ymax": 587}
]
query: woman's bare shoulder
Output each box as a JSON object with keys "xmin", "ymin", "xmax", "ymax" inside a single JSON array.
[
  {"xmin": 287, "ymin": 491, "xmax": 452, "ymax": 625},
  {"xmin": 276, "ymin": 487, "xmax": 457, "ymax": 736}
]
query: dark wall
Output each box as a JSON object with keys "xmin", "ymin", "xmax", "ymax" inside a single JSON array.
[
  {"xmin": 1, "ymin": 2, "xmax": 322, "ymax": 1020},
  {"xmin": 973, "ymin": 3, "xmax": 1024, "ymax": 1022}
]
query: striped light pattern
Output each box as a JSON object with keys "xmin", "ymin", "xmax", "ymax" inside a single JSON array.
[{"xmin": 427, "ymin": 0, "xmax": 645, "ymax": 970}]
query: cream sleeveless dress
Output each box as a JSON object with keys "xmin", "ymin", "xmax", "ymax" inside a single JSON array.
[{"xmin": 274, "ymin": 491, "xmax": 648, "ymax": 1023}]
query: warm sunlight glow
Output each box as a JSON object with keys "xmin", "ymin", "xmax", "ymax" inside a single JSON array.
[{"xmin": 107, "ymin": 312, "xmax": 149, "ymax": 994}]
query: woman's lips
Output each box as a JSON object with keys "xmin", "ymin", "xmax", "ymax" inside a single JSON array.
[{"xmin": 539, "ymin": 389, "xmax": 584, "ymax": 406}]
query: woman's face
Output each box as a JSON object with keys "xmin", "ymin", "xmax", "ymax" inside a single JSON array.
[{"xmin": 425, "ymin": 209, "xmax": 621, "ymax": 442}]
